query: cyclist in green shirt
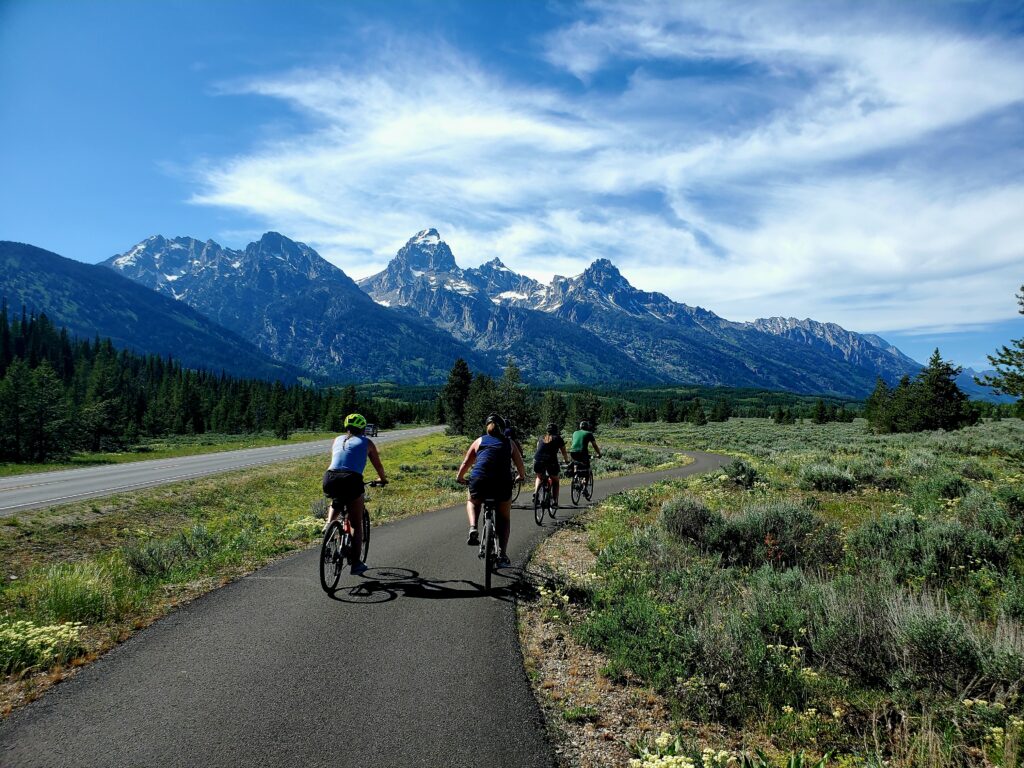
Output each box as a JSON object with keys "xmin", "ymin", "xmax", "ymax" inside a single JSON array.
[{"xmin": 569, "ymin": 420, "xmax": 601, "ymax": 470}]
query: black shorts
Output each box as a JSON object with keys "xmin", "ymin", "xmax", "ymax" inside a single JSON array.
[
  {"xmin": 569, "ymin": 452, "xmax": 591, "ymax": 469},
  {"xmin": 533, "ymin": 459, "xmax": 560, "ymax": 478},
  {"xmin": 322, "ymin": 470, "xmax": 364, "ymax": 505},
  {"xmin": 468, "ymin": 474, "xmax": 513, "ymax": 502}
]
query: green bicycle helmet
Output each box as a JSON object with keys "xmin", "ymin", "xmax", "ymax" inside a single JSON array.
[{"xmin": 344, "ymin": 413, "xmax": 367, "ymax": 430}]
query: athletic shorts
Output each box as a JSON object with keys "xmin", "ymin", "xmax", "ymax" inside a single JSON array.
[
  {"xmin": 468, "ymin": 474, "xmax": 513, "ymax": 503},
  {"xmin": 322, "ymin": 469, "xmax": 364, "ymax": 505},
  {"xmin": 533, "ymin": 459, "xmax": 560, "ymax": 478},
  {"xmin": 569, "ymin": 451, "xmax": 591, "ymax": 470}
]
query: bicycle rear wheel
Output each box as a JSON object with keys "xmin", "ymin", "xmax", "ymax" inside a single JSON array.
[
  {"xmin": 548, "ymin": 485, "xmax": 557, "ymax": 518},
  {"xmin": 533, "ymin": 488, "xmax": 544, "ymax": 525},
  {"xmin": 510, "ymin": 471, "xmax": 522, "ymax": 503},
  {"xmin": 571, "ymin": 474, "xmax": 582, "ymax": 505},
  {"xmin": 361, "ymin": 509, "xmax": 371, "ymax": 562},
  {"xmin": 482, "ymin": 517, "xmax": 494, "ymax": 592},
  {"xmin": 584, "ymin": 471, "xmax": 594, "ymax": 501},
  {"xmin": 319, "ymin": 522, "xmax": 347, "ymax": 593}
]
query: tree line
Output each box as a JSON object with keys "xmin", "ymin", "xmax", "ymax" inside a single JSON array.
[{"xmin": 0, "ymin": 305, "xmax": 429, "ymax": 463}]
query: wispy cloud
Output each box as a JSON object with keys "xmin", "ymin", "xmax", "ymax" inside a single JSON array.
[{"xmin": 190, "ymin": 0, "xmax": 1024, "ymax": 335}]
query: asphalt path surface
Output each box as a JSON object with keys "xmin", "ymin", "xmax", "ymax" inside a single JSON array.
[
  {"xmin": 0, "ymin": 451, "xmax": 729, "ymax": 768},
  {"xmin": 0, "ymin": 426, "xmax": 443, "ymax": 517}
]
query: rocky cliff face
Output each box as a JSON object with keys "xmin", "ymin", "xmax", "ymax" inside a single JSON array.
[{"xmin": 104, "ymin": 232, "xmax": 490, "ymax": 383}]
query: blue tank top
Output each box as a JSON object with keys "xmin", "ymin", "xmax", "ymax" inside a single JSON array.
[
  {"xmin": 328, "ymin": 434, "xmax": 368, "ymax": 474},
  {"xmin": 470, "ymin": 433, "xmax": 511, "ymax": 480}
]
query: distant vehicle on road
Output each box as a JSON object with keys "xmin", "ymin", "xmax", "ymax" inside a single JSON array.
[{"xmin": 365, "ymin": 424, "xmax": 379, "ymax": 437}]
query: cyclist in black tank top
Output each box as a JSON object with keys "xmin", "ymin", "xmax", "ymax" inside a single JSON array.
[
  {"xmin": 533, "ymin": 423, "xmax": 569, "ymax": 508},
  {"xmin": 456, "ymin": 414, "xmax": 526, "ymax": 567}
]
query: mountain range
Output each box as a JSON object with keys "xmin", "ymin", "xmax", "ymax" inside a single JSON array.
[
  {"xmin": 2, "ymin": 227, "xmax": 1005, "ymax": 399},
  {"xmin": 93, "ymin": 226, "xmax": 937, "ymax": 397},
  {"xmin": 0, "ymin": 240, "xmax": 299, "ymax": 381}
]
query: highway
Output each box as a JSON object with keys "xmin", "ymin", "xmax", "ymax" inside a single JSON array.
[{"xmin": 0, "ymin": 426, "xmax": 443, "ymax": 516}]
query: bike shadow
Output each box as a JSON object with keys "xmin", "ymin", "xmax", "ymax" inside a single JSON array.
[{"xmin": 327, "ymin": 565, "xmax": 530, "ymax": 605}]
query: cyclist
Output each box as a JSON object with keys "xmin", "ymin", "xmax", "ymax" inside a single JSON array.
[
  {"xmin": 322, "ymin": 413, "xmax": 388, "ymax": 576},
  {"xmin": 456, "ymin": 413, "xmax": 526, "ymax": 567},
  {"xmin": 569, "ymin": 420, "xmax": 602, "ymax": 484},
  {"xmin": 533, "ymin": 423, "xmax": 569, "ymax": 508}
]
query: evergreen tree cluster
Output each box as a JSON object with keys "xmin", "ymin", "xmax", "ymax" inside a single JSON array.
[
  {"xmin": 0, "ymin": 306, "xmax": 426, "ymax": 463},
  {"xmin": 439, "ymin": 358, "xmax": 611, "ymax": 439},
  {"xmin": 865, "ymin": 349, "xmax": 979, "ymax": 434}
]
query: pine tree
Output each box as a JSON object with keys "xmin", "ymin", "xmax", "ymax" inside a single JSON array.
[
  {"xmin": 662, "ymin": 398, "xmax": 679, "ymax": 423},
  {"xmin": 496, "ymin": 359, "xmax": 535, "ymax": 437},
  {"xmin": 569, "ymin": 391, "xmax": 602, "ymax": 429},
  {"xmin": 812, "ymin": 398, "xmax": 828, "ymax": 424},
  {"xmin": 977, "ymin": 285, "xmax": 1024, "ymax": 399},
  {"xmin": 687, "ymin": 397, "xmax": 707, "ymax": 425},
  {"xmin": 441, "ymin": 358, "xmax": 472, "ymax": 435},
  {"xmin": 539, "ymin": 391, "xmax": 569, "ymax": 433},
  {"xmin": 463, "ymin": 374, "xmax": 497, "ymax": 436}
]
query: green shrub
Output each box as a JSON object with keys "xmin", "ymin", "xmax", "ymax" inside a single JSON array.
[
  {"xmin": 660, "ymin": 496, "xmax": 724, "ymax": 544},
  {"xmin": 123, "ymin": 525, "xmax": 222, "ymax": 579},
  {"xmin": 724, "ymin": 458, "xmax": 760, "ymax": 489},
  {"xmin": 799, "ymin": 463, "xmax": 856, "ymax": 493},
  {"xmin": 718, "ymin": 501, "xmax": 844, "ymax": 569}
]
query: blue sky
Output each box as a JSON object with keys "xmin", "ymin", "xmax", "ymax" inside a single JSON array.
[{"xmin": 1, "ymin": 0, "xmax": 1022, "ymax": 369}]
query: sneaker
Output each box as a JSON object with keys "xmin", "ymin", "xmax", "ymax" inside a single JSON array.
[
  {"xmin": 467, "ymin": 527, "xmax": 479, "ymax": 546},
  {"xmin": 497, "ymin": 552, "xmax": 511, "ymax": 568},
  {"xmin": 350, "ymin": 562, "xmax": 368, "ymax": 576}
]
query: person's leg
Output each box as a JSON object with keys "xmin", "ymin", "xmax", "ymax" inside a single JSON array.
[
  {"xmin": 466, "ymin": 495, "xmax": 481, "ymax": 528},
  {"xmin": 466, "ymin": 494, "xmax": 481, "ymax": 544},
  {"xmin": 346, "ymin": 495, "xmax": 365, "ymax": 560},
  {"xmin": 534, "ymin": 474, "xmax": 543, "ymax": 498}
]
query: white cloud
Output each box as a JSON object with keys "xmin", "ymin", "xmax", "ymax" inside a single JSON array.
[{"xmin": 189, "ymin": 0, "xmax": 1024, "ymax": 338}]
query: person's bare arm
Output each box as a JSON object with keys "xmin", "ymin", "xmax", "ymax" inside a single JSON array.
[
  {"xmin": 591, "ymin": 436, "xmax": 601, "ymax": 458},
  {"xmin": 367, "ymin": 440, "xmax": 387, "ymax": 483},
  {"xmin": 456, "ymin": 439, "xmax": 481, "ymax": 482},
  {"xmin": 560, "ymin": 442, "xmax": 570, "ymax": 463}
]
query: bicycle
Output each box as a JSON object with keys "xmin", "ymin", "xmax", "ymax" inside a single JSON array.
[
  {"xmin": 457, "ymin": 478, "xmax": 502, "ymax": 593},
  {"xmin": 569, "ymin": 459, "xmax": 596, "ymax": 505},
  {"xmin": 319, "ymin": 479, "xmax": 386, "ymax": 593},
  {"xmin": 510, "ymin": 463, "xmax": 523, "ymax": 503},
  {"xmin": 533, "ymin": 469, "xmax": 559, "ymax": 525}
]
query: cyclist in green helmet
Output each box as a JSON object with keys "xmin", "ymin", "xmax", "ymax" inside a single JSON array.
[{"xmin": 322, "ymin": 413, "xmax": 388, "ymax": 575}]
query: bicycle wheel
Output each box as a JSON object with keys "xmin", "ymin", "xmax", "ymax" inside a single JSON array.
[
  {"xmin": 482, "ymin": 517, "xmax": 494, "ymax": 592},
  {"xmin": 319, "ymin": 522, "xmax": 346, "ymax": 593},
  {"xmin": 548, "ymin": 484, "xmax": 557, "ymax": 519},
  {"xmin": 361, "ymin": 509, "xmax": 371, "ymax": 563},
  {"xmin": 533, "ymin": 490, "xmax": 544, "ymax": 525},
  {"xmin": 571, "ymin": 474, "xmax": 582, "ymax": 505},
  {"xmin": 510, "ymin": 472, "xmax": 522, "ymax": 503},
  {"xmin": 584, "ymin": 471, "xmax": 594, "ymax": 501}
]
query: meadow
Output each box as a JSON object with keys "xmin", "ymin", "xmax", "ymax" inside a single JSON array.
[
  {"xmin": 0, "ymin": 427, "xmax": 680, "ymax": 713},
  {"xmin": 533, "ymin": 418, "xmax": 1024, "ymax": 767}
]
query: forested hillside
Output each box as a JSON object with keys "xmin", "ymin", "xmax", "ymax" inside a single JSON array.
[{"xmin": 0, "ymin": 306, "xmax": 429, "ymax": 463}]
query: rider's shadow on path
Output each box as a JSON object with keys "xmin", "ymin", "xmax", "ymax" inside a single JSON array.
[{"xmin": 327, "ymin": 565, "xmax": 545, "ymax": 605}]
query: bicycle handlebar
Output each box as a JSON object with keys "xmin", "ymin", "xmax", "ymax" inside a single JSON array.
[{"xmin": 368, "ymin": 480, "xmax": 388, "ymax": 488}]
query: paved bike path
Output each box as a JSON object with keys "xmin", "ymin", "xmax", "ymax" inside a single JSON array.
[
  {"xmin": 0, "ymin": 426, "xmax": 443, "ymax": 517},
  {"xmin": 0, "ymin": 451, "xmax": 729, "ymax": 768}
]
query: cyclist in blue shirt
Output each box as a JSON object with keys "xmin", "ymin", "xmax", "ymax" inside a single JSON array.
[
  {"xmin": 456, "ymin": 413, "xmax": 526, "ymax": 567},
  {"xmin": 322, "ymin": 413, "xmax": 388, "ymax": 575}
]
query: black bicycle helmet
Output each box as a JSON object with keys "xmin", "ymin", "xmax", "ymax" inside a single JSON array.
[
  {"xmin": 579, "ymin": 420, "xmax": 591, "ymax": 431},
  {"xmin": 547, "ymin": 422, "xmax": 560, "ymax": 435},
  {"xmin": 486, "ymin": 413, "xmax": 506, "ymax": 431}
]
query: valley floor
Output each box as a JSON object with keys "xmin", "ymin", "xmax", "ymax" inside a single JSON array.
[{"xmin": 520, "ymin": 418, "xmax": 1024, "ymax": 768}]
